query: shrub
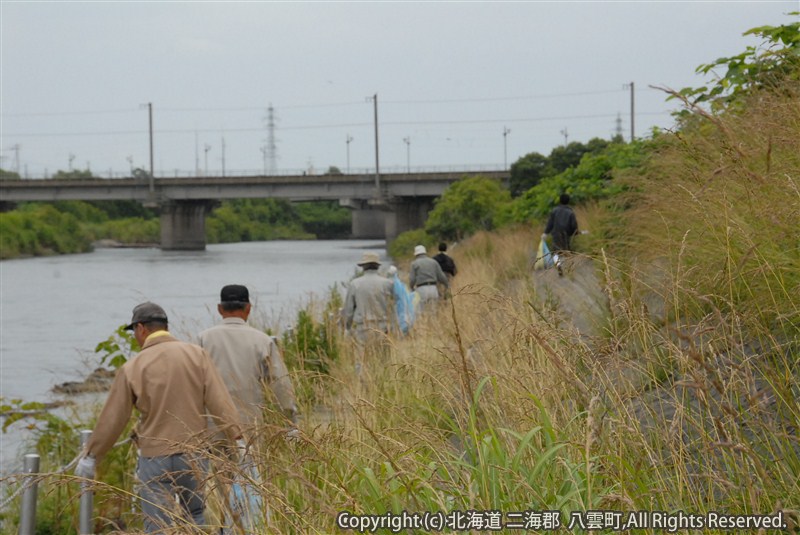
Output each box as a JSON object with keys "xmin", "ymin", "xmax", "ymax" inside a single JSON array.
[{"xmin": 425, "ymin": 175, "xmax": 512, "ymax": 241}]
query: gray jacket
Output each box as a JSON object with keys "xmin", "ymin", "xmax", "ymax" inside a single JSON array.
[
  {"xmin": 344, "ymin": 269, "xmax": 394, "ymax": 330},
  {"xmin": 409, "ymin": 255, "xmax": 449, "ymax": 290}
]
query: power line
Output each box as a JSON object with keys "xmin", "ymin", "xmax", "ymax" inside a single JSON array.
[
  {"xmin": 0, "ymin": 108, "xmax": 140, "ymax": 118},
  {"xmin": 5, "ymin": 111, "xmax": 671, "ymax": 138},
  {"xmin": 385, "ymin": 88, "xmax": 627, "ymax": 105},
  {"xmin": 1, "ymin": 86, "xmax": 665, "ymax": 118}
]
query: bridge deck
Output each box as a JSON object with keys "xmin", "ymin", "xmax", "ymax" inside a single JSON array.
[{"xmin": 0, "ymin": 170, "xmax": 509, "ymax": 203}]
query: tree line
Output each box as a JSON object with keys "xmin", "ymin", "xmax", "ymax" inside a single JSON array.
[{"xmin": 0, "ymin": 193, "xmax": 351, "ymax": 259}]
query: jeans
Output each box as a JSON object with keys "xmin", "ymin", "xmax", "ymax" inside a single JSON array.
[{"xmin": 136, "ymin": 453, "xmax": 208, "ymax": 533}]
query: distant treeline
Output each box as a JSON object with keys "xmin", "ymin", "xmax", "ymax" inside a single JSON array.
[{"xmin": 0, "ymin": 190, "xmax": 351, "ymax": 259}]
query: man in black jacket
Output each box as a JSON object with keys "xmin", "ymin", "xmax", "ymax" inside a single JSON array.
[
  {"xmin": 542, "ymin": 193, "xmax": 578, "ymax": 275},
  {"xmin": 433, "ymin": 242, "xmax": 457, "ymax": 279}
]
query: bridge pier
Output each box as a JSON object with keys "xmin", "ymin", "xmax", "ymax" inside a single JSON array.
[
  {"xmin": 347, "ymin": 197, "xmax": 435, "ymax": 241},
  {"xmin": 160, "ymin": 200, "xmax": 214, "ymax": 250},
  {"xmin": 384, "ymin": 197, "xmax": 435, "ymax": 241},
  {"xmin": 350, "ymin": 204, "xmax": 386, "ymax": 239}
]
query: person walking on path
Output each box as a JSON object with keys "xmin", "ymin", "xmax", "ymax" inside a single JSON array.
[
  {"xmin": 75, "ymin": 302, "xmax": 243, "ymax": 533},
  {"xmin": 198, "ymin": 284, "xmax": 299, "ymax": 431},
  {"xmin": 409, "ymin": 245, "xmax": 449, "ymax": 307},
  {"xmin": 433, "ymin": 242, "xmax": 458, "ymax": 279},
  {"xmin": 344, "ymin": 252, "xmax": 394, "ymax": 369},
  {"xmin": 198, "ymin": 284, "xmax": 298, "ymax": 532},
  {"xmin": 542, "ymin": 193, "xmax": 579, "ymax": 275}
]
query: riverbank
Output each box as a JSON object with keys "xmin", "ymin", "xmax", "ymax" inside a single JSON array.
[
  {"xmin": 0, "ymin": 198, "xmax": 350, "ymax": 260},
  {"xmin": 91, "ymin": 239, "xmax": 159, "ymax": 249}
]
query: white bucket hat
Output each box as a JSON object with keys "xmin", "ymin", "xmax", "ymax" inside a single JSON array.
[{"xmin": 414, "ymin": 245, "xmax": 427, "ymax": 256}]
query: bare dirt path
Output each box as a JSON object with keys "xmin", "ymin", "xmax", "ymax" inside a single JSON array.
[{"xmin": 530, "ymin": 254, "xmax": 609, "ymax": 340}]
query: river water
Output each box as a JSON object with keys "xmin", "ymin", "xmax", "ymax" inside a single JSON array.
[{"xmin": 0, "ymin": 240, "xmax": 387, "ymax": 472}]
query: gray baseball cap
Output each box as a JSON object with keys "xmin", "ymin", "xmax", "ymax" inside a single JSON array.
[{"xmin": 125, "ymin": 302, "xmax": 168, "ymax": 330}]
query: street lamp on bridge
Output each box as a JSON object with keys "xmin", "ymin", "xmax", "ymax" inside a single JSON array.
[
  {"xmin": 403, "ymin": 136, "xmax": 411, "ymax": 174},
  {"xmin": 502, "ymin": 127, "xmax": 511, "ymax": 170},
  {"xmin": 346, "ymin": 134, "xmax": 353, "ymax": 174},
  {"xmin": 204, "ymin": 144, "xmax": 211, "ymax": 176}
]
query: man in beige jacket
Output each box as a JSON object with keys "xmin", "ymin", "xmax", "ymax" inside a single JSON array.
[
  {"xmin": 198, "ymin": 284, "xmax": 299, "ymax": 430},
  {"xmin": 76, "ymin": 302, "xmax": 242, "ymax": 533}
]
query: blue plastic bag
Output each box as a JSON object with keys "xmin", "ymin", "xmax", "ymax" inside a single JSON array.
[
  {"xmin": 534, "ymin": 239, "xmax": 555, "ymax": 270},
  {"xmin": 229, "ymin": 463, "xmax": 267, "ymax": 531}
]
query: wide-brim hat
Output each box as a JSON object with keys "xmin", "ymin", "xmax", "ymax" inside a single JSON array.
[{"xmin": 357, "ymin": 252, "xmax": 381, "ymax": 266}]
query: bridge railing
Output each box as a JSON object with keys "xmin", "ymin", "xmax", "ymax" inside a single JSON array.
[{"xmin": 7, "ymin": 163, "xmax": 508, "ymax": 180}]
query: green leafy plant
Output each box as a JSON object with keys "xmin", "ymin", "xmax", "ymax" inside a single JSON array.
[
  {"xmin": 511, "ymin": 140, "xmax": 646, "ymax": 223},
  {"xmin": 94, "ymin": 324, "xmax": 139, "ymax": 369},
  {"xmin": 672, "ymin": 15, "xmax": 800, "ymax": 109},
  {"xmin": 424, "ymin": 175, "xmax": 513, "ymax": 241},
  {"xmin": 281, "ymin": 287, "xmax": 343, "ymax": 376}
]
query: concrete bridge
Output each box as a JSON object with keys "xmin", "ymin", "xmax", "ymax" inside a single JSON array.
[{"xmin": 0, "ymin": 170, "xmax": 509, "ymax": 249}]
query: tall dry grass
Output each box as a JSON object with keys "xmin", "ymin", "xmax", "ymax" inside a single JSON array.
[{"xmin": 248, "ymin": 87, "xmax": 799, "ymax": 532}]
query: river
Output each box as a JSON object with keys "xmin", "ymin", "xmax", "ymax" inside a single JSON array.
[{"xmin": 0, "ymin": 240, "xmax": 388, "ymax": 473}]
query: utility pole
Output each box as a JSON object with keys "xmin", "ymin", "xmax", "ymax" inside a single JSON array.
[
  {"xmin": 260, "ymin": 146, "xmax": 267, "ymax": 175},
  {"xmin": 503, "ymin": 127, "xmax": 511, "ymax": 169},
  {"xmin": 629, "ymin": 81, "xmax": 635, "ymax": 141},
  {"xmin": 194, "ymin": 132, "xmax": 200, "ymax": 176},
  {"xmin": 221, "ymin": 135, "xmax": 226, "ymax": 178},
  {"xmin": 368, "ymin": 94, "xmax": 380, "ymax": 196},
  {"xmin": 204, "ymin": 144, "xmax": 211, "ymax": 176},
  {"xmin": 560, "ymin": 128, "xmax": 569, "ymax": 146},
  {"xmin": 346, "ymin": 134, "xmax": 353, "ymax": 174},
  {"xmin": 403, "ymin": 136, "xmax": 411, "ymax": 173},
  {"xmin": 68, "ymin": 153, "xmax": 75, "ymax": 171},
  {"xmin": 11, "ymin": 144, "xmax": 20, "ymax": 175},
  {"xmin": 148, "ymin": 102, "xmax": 154, "ymax": 193}
]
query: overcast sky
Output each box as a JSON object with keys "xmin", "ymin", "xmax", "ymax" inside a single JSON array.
[{"xmin": 1, "ymin": 1, "xmax": 796, "ymax": 178}]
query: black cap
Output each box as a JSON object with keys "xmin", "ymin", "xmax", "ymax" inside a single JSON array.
[
  {"xmin": 125, "ymin": 302, "xmax": 168, "ymax": 330},
  {"xmin": 220, "ymin": 284, "xmax": 250, "ymax": 304}
]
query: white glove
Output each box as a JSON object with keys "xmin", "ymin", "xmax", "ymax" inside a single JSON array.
[
  {"xmin": 286, "ymin": 428, "xmax": 300, "ymax": 442},
  {"xmin": 75, "ymin": 455, "xmax": 96, "ymax": 479},
  {"xmin": 236, "ymin": 439, "xmax": 248, "ymax": 461}
]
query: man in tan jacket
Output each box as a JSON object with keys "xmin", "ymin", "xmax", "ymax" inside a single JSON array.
[{"xmin": 76, "ymin": 302, "xmax": 242, "ymax": 533}]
